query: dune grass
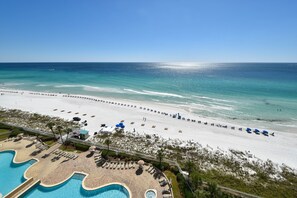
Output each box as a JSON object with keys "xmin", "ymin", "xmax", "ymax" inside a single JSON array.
[
  {"xmin": 0, "ymin": 128, "xmax": 11, "ymax": 140},
  {"xmin": 164, "ymin": 170, "xmax": 182, "ymax": 198}
]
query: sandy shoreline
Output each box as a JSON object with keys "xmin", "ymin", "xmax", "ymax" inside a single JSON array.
[{"xmin": 0, "ymin": 89, "xmax": 297, "ymax": 169}]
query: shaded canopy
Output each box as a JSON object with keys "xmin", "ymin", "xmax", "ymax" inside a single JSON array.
[
  {"xmin": 73, "ymin": 117, "xmax": 81, "ymax": 121},
  {"xmin": 138, "ymin": 160, "xmax": 145, "ymax": 165}
]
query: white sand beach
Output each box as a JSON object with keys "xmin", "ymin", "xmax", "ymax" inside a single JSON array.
[{"xmin": 1, "ymin": 89, "xmax": 297, "ymax": 169}]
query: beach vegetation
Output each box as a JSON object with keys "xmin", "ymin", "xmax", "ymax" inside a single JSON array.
[
  {"xmin": 164, "ymin": 170, "xmax": 183, "ymax": 198},
  {"xmin": 104, "ymin": 138, "xmax": 112, "ymax": 152},
  {"xmin": 46, "ymin": 122, "xmax": 56, "ymax": 138},
  {"xmin": 56, "ymin": 125, "xmax": 64, "ymax": 144},
  {"xmin": 157, "ymin": 148, "xmax": 164, "ymax": 166}
]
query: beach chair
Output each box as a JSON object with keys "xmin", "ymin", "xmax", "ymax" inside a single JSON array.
[
  {"xmin": 112, "ymin": 162, "xmax": 117, "ymax": 169},
  {"xmin": 101, "ymin": 162, "xmax": 108, "ymax": 168},
  {"xmin": 106, "ymin": 162, "xmax": 112, "ymax": 169},
  {"xmin": 113, "ymin": 162, "xmax": 118, "ymax": 169},
  {"xmin": 146, "ymin": 165, "xmax": 152, "ymax": 171}
]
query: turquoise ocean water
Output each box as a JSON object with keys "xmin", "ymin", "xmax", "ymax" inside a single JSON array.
[{"xmin": 0, "ymin": 62, "xmax": 296, "ymax": 132}]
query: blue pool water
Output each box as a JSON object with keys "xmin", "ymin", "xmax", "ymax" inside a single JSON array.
[
  {"xmin": 0, "ymin": 151, "xmax": 36, "ymax": 196},
  {"xmin": 21, "ymin": 173, "xmax": 130, "ymax": 198},
  {"xmin": 146, "ymin": 190, "xmax": 156, "ymax": 198}
]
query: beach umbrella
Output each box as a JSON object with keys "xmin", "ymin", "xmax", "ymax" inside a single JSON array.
[
  {"xmin": 89, "ymin": 146, "xmax": 96, "ymax": 152},
  {"xmin": 254, "ymin": 129, "xmax": 260, "ymax": 132},
  {"xmin": 17, "ymin": 133, "xmax": 24, "ymax": 137},
  {"xmin": 73, "ymin": 117, "xmax": 81, "ymax": 121},
  {"xmin": 262, "ymin": 130, "xmax": 269, "ymax": 136},
  {"xmin": 246, "ymin": 128, "xmax": 251, "ymax": 131},
  {"xmin": 138, "ymin": 160, "xmax": 145, "ymax": 169}
]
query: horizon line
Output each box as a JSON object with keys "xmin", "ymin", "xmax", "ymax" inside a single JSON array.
[{"xmin": 0, "ymin": 61, "xmax": 297, "ymax": 64}]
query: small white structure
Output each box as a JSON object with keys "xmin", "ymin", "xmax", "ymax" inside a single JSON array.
[
  {"xmin": 181, "ymin": 170, "xmax": 189, "ymax": 177},
  {"xmin": 99, "ymin": 126, "xmax": 115, "ymax": 134}
]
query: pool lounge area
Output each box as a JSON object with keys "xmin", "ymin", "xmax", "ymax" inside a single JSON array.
[{"xmin": 0, "ymin": 138, "xmax": 170, "ymax": 197}]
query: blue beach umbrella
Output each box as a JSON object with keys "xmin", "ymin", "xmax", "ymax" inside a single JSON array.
[
  {"xmin": 246, "ymin": 128, "xmax": 252, "ymax": 133},
  {"xmin": 262, "ymin": 130, "xmax": 269, "ymax": 136},
  {"xmin": 254, "ymin": 129, "xmax": 260, "ymax": 134}
]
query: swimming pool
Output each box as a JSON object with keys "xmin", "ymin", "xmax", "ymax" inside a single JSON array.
[
  {"xmin": 145, "ymin": 189, "xmax": 157, "ymax": 198},
  {"xmin": 21, "ymin": 173, "xmax": 130, "ymax": 198},
  {"xmin": 0, "ymin": 150, "xmax": 36, "ymax": 196}
]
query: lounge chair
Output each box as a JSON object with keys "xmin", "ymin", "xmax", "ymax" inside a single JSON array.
[
  {"xmin": 148, "ymin": 166, "xmax": 154, "ymax": 172},
  {"xmin": 162, "ymin": 189, "xmax": 171, "ymax": 195},
  {"xmin": 160, "ymin": 180, "xmax": 168, "ymax": 187},
  {"xmin": 112, "ymin": 162, "xmax": 118, "ymax": 169},
  {"xmin": 150, "ymin": 168, "xmax": 156, "ymax": 174},
  {"xmin": 146, "ymin": 165, "xmax": 152, "ymax": 171},
  {"xmin": 106, "ymin": 162, "xmax": 112, "ymax": 169},
  {"xmin": 101, "ymin": 162, "xmax": 108, "ymax": 168}
]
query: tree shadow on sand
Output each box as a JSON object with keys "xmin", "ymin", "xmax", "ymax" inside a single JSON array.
[
  {"xmin": 135, "ymin": 168, "xmax": 143, "ymax": 176},
  {"xmin": 41, "ymin": 153, "xmax": 50, "ymax": 159},
  {"xmin": 30, "ymin": 149, "xmax": 42, "ymax": 156},
  {"xmin": 86, "ymin": 152, "xmax": 94, "ymax": 158},
  {"xmin": 26, "ymin": 142, "xmax": 35, "ymax": 148}
]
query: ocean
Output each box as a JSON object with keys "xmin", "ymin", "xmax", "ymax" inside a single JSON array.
[{"xmin": 0, "ymin": 62, "xmax": 296, "ymax": 132}]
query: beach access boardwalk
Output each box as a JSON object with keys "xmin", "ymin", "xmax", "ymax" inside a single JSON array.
[{"xmin": 4, "ymin": 178, "xmax": 40, "ymax": 198}]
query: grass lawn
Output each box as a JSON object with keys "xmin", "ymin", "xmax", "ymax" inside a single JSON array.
[
  {"xmin": 164, "ymin": 170, "xmax": 182, "ymax": 198},
  {"xmin": 60, "ymin": 145, "xmax": 82, "ymax": 153},
  {"xmin": 0, "ymin": 129, "xmax": 11, "ymax": 140},
  {"xmin": 0, "ymin": 129, "xmax": 10, "ymax": 134},
  {"xmin": 44, "ymin": 140, "xmax": 56, "ymax": 147}
]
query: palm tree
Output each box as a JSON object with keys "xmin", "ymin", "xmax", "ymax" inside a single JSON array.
[
  {"xmin": 46, "ymin": 122, "xmax": 56, "ymax": 138},
  {"xmin": 104, "ymin": 138, "xmax": 111, "ymax": 152},
  {"xmin": 190, "ymin": 172, "xmax": 202, "ymax": 190},
  {"xmin": 185, "ymin": 160, "xmax": 195, "ymax": 175},
  {"xmin": 207, "ymin": 182, "xmax": 220, "ymax": 198},
  {"xmin": 64, "ymin": 128, "xmax": 72, "ymax": 146},
  {"xmin": 56, "ymin": 125, "xmax": 64, "ymax": 144},
  {"xmin": 157, "ymin": 148, "xmax": 164, "ymax": 166}
]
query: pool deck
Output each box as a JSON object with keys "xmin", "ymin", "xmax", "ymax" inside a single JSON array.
[{"xmin": 0, "ymin": 139, "xmax": 169, "ymax": 198}]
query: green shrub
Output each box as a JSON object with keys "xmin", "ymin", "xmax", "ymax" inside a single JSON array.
[
  {"xmin": 73, "ymin": 143, "xmax": 90, "ymax": 152},
  {"xmin": 170, "ymin": 165, "xmax": 180, "ymax": 175}
]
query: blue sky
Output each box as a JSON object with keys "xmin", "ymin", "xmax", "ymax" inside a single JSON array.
[{"xmin": 0, "ymin": 0, "xmax": 296, "ymax": 62}]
